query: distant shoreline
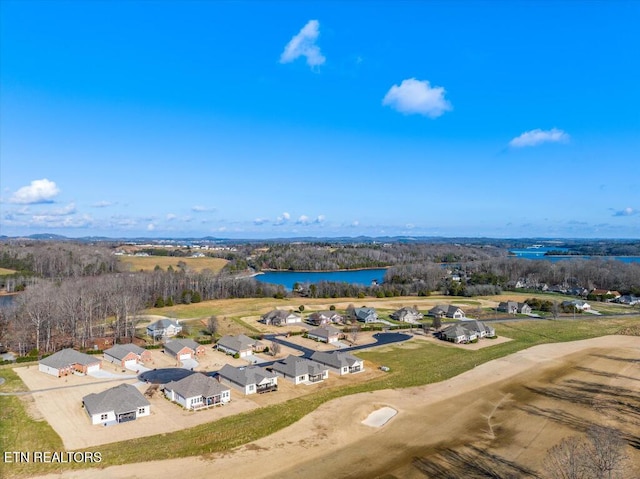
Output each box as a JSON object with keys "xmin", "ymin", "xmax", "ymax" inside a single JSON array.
[{"xmin": 259, "ymin": 267, "xmax": 389, "ymax": 273}]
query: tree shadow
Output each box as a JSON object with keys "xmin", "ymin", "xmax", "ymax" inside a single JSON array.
[
  {"xmin": 574, "ymin": 365, "xmax": 640, "ymax": 382},
  {"xmin": 412, "ymin": 445, "xmax": 541, "ymax": 479}
]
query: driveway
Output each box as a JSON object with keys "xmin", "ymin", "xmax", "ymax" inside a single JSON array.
[
  {"xmin": 180, "ymin": 358, "xmax": 199, "ymax": 370},
  {"xmin": 88, "ymin": 369, "xmax": 137, "ymax": 379},
  {"xmin": 244, "ymin": 354, "xmax": 267, "ymax": 365},
  {"xmin": 126, "ymin": 363, "xmax": 152, "ymax": 374}
]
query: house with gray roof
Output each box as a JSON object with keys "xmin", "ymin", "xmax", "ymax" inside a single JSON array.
[
  {"xmin": 390, "ymin": 307, "xmax": 423, "ymax": 323},
  {"xmin": 39, "ymin": 348, "xmax": 102, "ymax": 377},
  {"xmin": 269, "ymin": 355, "xmax": 329, "ymax": 385},
  {"xmin": 459, "ymin": 319, "xmax": 495, "ymax": 338},
  {"xmin": 164, "ymin": 338, "xmax": 205, "ymax": 360},
  {"xmin": 497, "ymin": 301, "xmax": 532, "ymax": 315},
  {"xmin": 164, "ymin": 372, "xmax": 231, "ymax": 409},
  {"xmin": 82, "ymin": 383, "xmax": 150, "ymax": 425},
  {"xmin": 104, "ymin": 343, "xmax": 151, "ymax": 369},
  {"xmin": 438, "ymin": 324, "xmax": 478, "ymax": 344},
  {"xmin": 353, "ymin": 307, "xmax": 379, "ymax": 324},
  {"xmin": 217, "ymin": 364, "xmax": 278, "ymax": 395},
  {"xmin": 261, "ymin": 309, "xmax": 302, "ymax": 326},
  {"xmin": 428, "ymin": 305, "xmax": 466, "ymax": 319},
  {"xmin": 216, "ymin": 334, "xmax": 264, "ymax": 358},
  {"xmin": 310, "ymin": 351, "xmax": 364, "ymax": 375},
  {"xmin": 146, "ymin": 318, "xmax": 182, "ymax": 338},
  {"xmin": 307, "ymin": 325, "xmax": 342, "ymax": 344},
  {"xmin": 307, "ymin": 311, "xmax": 344, "ymax": 326}
]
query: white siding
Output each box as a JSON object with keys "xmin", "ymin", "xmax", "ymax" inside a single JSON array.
[{"xmin": 38, "ymin": 364, "xmax": 60, "ymax": 377}]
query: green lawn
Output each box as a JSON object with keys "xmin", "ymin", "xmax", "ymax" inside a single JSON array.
[{"xmin": 1, "ymin": 315, "xmax": 638, "ymax": 478}]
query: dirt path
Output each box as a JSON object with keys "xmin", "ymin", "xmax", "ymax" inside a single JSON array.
[{"xmin": 29, "ymin": 335, "xmax": 640, "ymax": 479}]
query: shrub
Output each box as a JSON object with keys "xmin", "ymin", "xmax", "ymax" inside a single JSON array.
[{"xmin": 233, "ymin": 353, "xmax": 240, "ymax": 359}]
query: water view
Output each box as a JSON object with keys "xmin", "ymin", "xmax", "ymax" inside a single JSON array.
[
  {"xmin": 509, "ymin": 248, "xmax": 640, "ymax": 263},
  {"xmin": 255, "ymin": 268, "xmax": 387, "ymax": 290}
]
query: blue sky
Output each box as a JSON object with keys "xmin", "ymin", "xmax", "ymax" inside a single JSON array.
[{"xmin": 1, "ymin": 1, "xmax": 639, "ymax": 239}]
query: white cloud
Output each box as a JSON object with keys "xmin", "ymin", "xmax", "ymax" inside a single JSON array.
[
  {"xmin": 274, "ymin": 212, "xmax": 291, "ymax": 225},
  {"xmin": 382, "ymin": 78, "xmax": 452, "ymax": 118},
  {"xmin": 166, "ymin": 213, "xmax": 177, "ymax": 221},
  {"xmin": 613, "ymin": 207, "xmax": 637, "ymax": 217},
  {"xmin": 147, "ymin": 223, "xmax": 156, "ymax": 231},
  {"xmin": 280, "ymin": 20, "xmax": 326, "ymax": 68},
  {"xmin": 282, "ymin": 212, "xmax": 291, "ymax": 220},
  {"xmin": 192, "ymin": 205, "xmax": 214, "ymax": 212},
  {"xmin": 509, "ymin": 128, "xmax": 570, "ymax": 147},
  {"xmin": 314, "ymin": 215, "xmax": 326, "ymax": 224},
  {"xmin": 10, "ymin": 179, "xmax": 60, "ymax": 204},
  {"xmin": 254, "ymin": 218, "xmax": 268, "ymax": 225},
  {"xmin": 47, "ymin": 202, "xmax": 76, "ymax": 216},
  {"xmin": 351, "ymin": 220, "xmax": 360, "ymax": 227},
  {"xmin": 296, "ymin": 215, "xmax": 310, "ymax": 224},
  {"xmin": 91, "ymin": 200, "xmax": 113, "ymax": 208}
]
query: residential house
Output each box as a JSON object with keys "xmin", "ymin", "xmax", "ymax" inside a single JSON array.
[
  {"xmin": 82, "ymin": 383, "xmax": 150, "ymax": 425},
  {"xmin": 497, "ymin": 301, "xmax": 532, "ymax": 315},
  {"xmin": 590, "ymin": 289, "xmax": 621, "ymax": 301},
  {"xmin": 269, "ymin": 355, "xmax": 329, "ymax": 385},
  {"xmin": 428, "ymin": 305, "xmax": 466, "ymax": 319},
  {"xmin": 310, "ymin": 351, "xmax": 364, "ymax": 375},
  {"xmin": 459, "ymin": 319, "xmax": 496, "ymax": 338},
  {"xmin": 217, "ymin": 364, "xmax": 278, "ymax": 395},
  {"xmin": 307, "ymin": 325, "xmax": 342, "ymax": 344},
  {"xmin": 437, "ymin": 324, "xmax": 478, "ymax": 344},
  {"xmin": 39, "ymin": 349, "xmax": 102, "ymax": 377},
  {"xmin": 216, "ymin": 334, "xmax": 264, "ymax": 358},
  {"xmin": 261, "ymin": 310, "xmax": 303, "ymax": 326},
  {"xmin": 103, "ymin": 344, "xmax": 151, "ymax": 369},
  {"xmin": 307, "ymin": 311, "xmax": 344, "ymax": 326},
  {"xmin": 353, "ymin": 307, "xmax": 379, "ymax": 324},
  {"xmin": 146, "ymin": 319, "xmax": 182, "ymax": 339},
  {"xmin": 616, "ymin": 295, "xmax": 640, "ymax": 306},
  {"xmin": 561, "ymin": 300, "xmax": 591, "ymax": 311},
  {"xmin": 164, "ymin": 338, "xmax": 206, "ymax": 360},
  {"xmin": 164, "ymin": 372, "xmax": 231, "ymax": 409},
  {"xmin": 390, "ymin": 307, "xmax": 423, "ymax": 323}
]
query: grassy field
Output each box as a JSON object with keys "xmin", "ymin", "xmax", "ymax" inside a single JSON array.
[
  {"xmin": 0, "ymin": 267, "xmax": 17, "ymax": 275},
  {"xmin": 118, "ymin": 255, "xmax": 228, "ymax": 273},
  {"xmin": 1, "ymin": 310, "xmax": 638, "ymax": 478}
]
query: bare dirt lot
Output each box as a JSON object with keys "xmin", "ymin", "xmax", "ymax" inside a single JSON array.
[{"xmin": 29, "ymin": 335, "xmax": 640, "ymax": 479}]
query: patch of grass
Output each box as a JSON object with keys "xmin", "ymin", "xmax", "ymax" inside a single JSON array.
[
  {"xmin": 118, "ymin": 256, "xmax": 228, "ymax": 273},
  {"xmin": 0, "ymin": 369, "xmax": 64, "ymax": 479},
  {"xmin": 3, "ymin": 315, "xmax": 639, "ymax": 478},
  {"xmin": 0, "ymin": 267, "xmax": 17, "ymax": 275}
]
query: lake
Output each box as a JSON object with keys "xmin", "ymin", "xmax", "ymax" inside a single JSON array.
[
  {"xmin": 255, "ymin": 269, "xmax": 387, "ymax": 290},
  {"xmin": 509, "ymin": 248, "xmax": 640, "ymax": 263},
  {"xmin": 0, "ymin": 295, "xmax": 16, "ymax": 307}
]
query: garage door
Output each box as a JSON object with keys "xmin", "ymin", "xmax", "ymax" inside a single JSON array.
[
  {"xmin": 179, "ymin": 353, "xmax": 191, "ymax": 360},
  {"xmin": 124, "ymin": 359, "xmax": 138, "ymax": 369},
  {"xmin": 87, "ymin": 364, "xmax": 101, "ymax": 373}
]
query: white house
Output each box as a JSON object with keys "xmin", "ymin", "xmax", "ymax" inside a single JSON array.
[
  {"xmin": 217, "ymin": 364, "xmax": 278, "ymax": 395},
  {"xmin": 82, "ymin": 384, "xmax": 150, "ymax": 425},
  {"xmin": 146, "ymin": 319, "xmax": 182, "ymax": 338},
  {"xmin": 164, "ymin": 373, "xmax": 231, "ymax": 409},
  {"xmin": 310, "ymin": 351, "xmax": 364, "ymax": 375},
  {"xmin": 269, "ymin": 355, "xmax": 329, "ymax": 385}
]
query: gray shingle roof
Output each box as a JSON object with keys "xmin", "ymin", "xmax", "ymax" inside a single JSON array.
[
  {"xmin": 164, "ymin": 339, "xmax": 201, "ymax": 357},
  {"xmin": 218, "ymin": 364, "xmax": 276, "ymax": 387},
  {"xmin": 270, "ymin": 355, "xmax": 327, "ymax": 378},
  {"xmin": 217, "ymin": 334, "xmax": 258, "ymax": 353},
  {"xmin": 104, "ymin": 344, "xmax": 146, "ymax": 361},
  {"xmin": 83, "ymin": 383, "xmax": 149, "ymax": 416},
  {"xmin": 310, "ymin": 351, "xmax": 360, "ymax": 370},
  {"xmin": 307, "ymin": 325, "xmax": 341, "ymax": 340},
  {"xmin": 164, "ymin": 373, "xmax": 229, "ymax": 399},
  {"xmin": 40, "ymin": 348, "xmax": 101, "ymax": 369},
  {"xmin": 147, "ymin": 319, "xmax": 180, "ymax": 331}
]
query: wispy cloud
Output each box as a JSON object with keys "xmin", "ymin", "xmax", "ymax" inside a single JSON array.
[
  {"xmin": 166, "ymin": 213, "xmax": 177, "ymax": 221},
  {"xmin": 9, "ymin": 179, "xmax": 60, "ymax": 204},
  {"xmin": 296, "ymin": 215, "xmax": 310, "ymax": 224},
  {"xmin": 382, "ymin": 78, "xmax": 452, "ymax": 118},
  {"xmin": 280, "ymin": 20, "xmax": 325, "ymax": 68},
  {"xmin": 612, "ymin": 207, "xmax": 637, "ymax": 217},
  {"xmin": 314, "ymin": 215, "xmax": 325, "ymax": 224},
  {"xmin": 509, "ymin": 128, "xmax": 569, "ymax": 148},
  {"xmin": 254, "ymin": 218, "xmax": 269, "ymax": 225},
  {"xmin": 274, "ymin": 212, "xmax": 291, "ymax": 225},
  {"xmin": 191, "ymin": 205, "xmax": 215, "ymax": 213},
  {"xmin": 147, "ymin": 223, "xmax": 156, "ymax": 231},
  {"xmin": 91, "ymin": 200, "xmax": 114, "ymax": 208}
]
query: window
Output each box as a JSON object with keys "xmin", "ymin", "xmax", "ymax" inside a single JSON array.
[
  {"xmin": 100, "ymin": 414, "xmax": 108, "ymax": 421},
  {"xmin": 249, "ymin": 385, "xmax": 254, "ymax": 391},
  {"xmin": 138, "ymin": 407, "xmax": 146, "ymax": 414}
]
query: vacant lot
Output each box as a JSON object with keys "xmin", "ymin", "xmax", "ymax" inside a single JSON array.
[{"xmin": 118, "ymin": 255, "xmax": 228, "ymax": 273}]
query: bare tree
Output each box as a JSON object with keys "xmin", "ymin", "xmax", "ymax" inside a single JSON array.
[
  {"xmin": 585, "ymin": 426, "xmax": 629, "ymax": 479},
  {"xmin": 207, "ymin": 315, "xmax": 219, "ymax": 337},
  {"xmin": 542, "ymin": 436, "xmax": 590, "ymax": 479},
  {"xmin": 270, "ymin": 341, "xmax": 281, "ymax": 357},
  {"xmin": 349, "ymin": 324, "xmax": 361, "ymax": 344}
]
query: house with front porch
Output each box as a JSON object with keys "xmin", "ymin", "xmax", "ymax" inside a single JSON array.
[
  {"xmin": 217, "ymin": 364, "xmax": 278, "ymax": 395},
  {"xmin": 163, "ymin": 372, "xmax": 231, "ymax": 409},
  {"xmin": 82, "ymin": 383, "xmax": 150, "ymax": 425},
  {"xmin": 497, "ymin": 301, "xmax": 532, "ymax": 315},
  {"xmin": 103, "ymin": 344, "xmax": 151, "ymax": 369},
  {"xmin": 39, "ymin": 349, "xmax": 102, "ymax": 377},
  {"xmin": 146, "ymin": 319, "xmax": 182, "ymax": 339},
  {"xmin": 269, "ymin": 355, "xmax": 329, "ymax": 385},
  {"xmin": 437, "ymin": 324, "xmax": 478, "ymax": 344},
  {"xmin": 307, "ymin": 311, "xmax": 344, "ymax": 326},
  {"xmin": 310, "ymin": 351, "xmax": 364, "ymax": 375},
  {"xmin": 428, "ymin": 305, "xmax": 466, "ymax": 319},
  {"xmin": 353, "ymin": 307, "xmax": 379, "ymax": 324}
]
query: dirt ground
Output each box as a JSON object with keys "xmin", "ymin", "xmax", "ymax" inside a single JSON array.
[{"xmin": 29, "ymin": 335, "xmax": 640, "ymax": 479}]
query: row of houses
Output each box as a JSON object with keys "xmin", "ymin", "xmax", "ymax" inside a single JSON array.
[{"xmin": 80, "ymin": 350, "xmax": 365, "ymax": 425}]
